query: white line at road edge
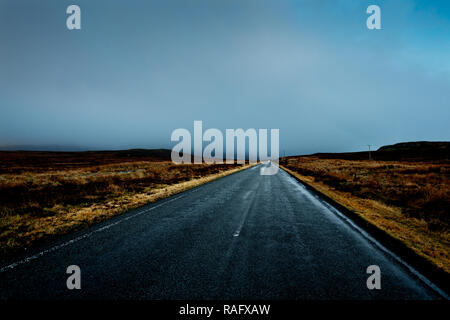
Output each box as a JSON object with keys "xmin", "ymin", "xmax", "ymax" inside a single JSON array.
[
  {"xmin": 0, "ymin": 194, "xmax": 186, "ymax": 273},
  {"xmin": 281, "ymin": 169, "xmax": 449, "ymax": 299},
  {"xmin": 0, "ymin": 165, "xmax": 257, "ymax": 273}
]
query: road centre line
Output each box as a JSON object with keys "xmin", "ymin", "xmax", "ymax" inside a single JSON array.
[{"xmin": 0, "ymin": 194, "xmax": 185, "ymax": 273}]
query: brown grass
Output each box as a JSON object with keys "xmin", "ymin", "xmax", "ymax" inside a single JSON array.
[
  {"xmin": 0, "ymin": 154, "xmax": 252, "ymax": 259},
  {"xmin": 280, "ymin": 157, "xmax": 450, "ymax": 273}
]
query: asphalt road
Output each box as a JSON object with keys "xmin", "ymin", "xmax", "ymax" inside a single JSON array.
[{"xmin": 0, "ymin": 164, "xmax": 445, "ymax": 299}]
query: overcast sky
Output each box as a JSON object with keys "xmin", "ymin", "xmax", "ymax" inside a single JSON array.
[{"xmin": 1, "ymin": 0, "xmax": 449, "ymax": 155}]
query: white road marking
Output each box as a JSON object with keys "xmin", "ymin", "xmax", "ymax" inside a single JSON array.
[
  {"xmin": 280, "ymin": 168, "xmax": 449, "ymax": 299},
  {"xmin": 0, "ymin": 194, "xmax": 185, "ymax": 273},
  {"xmin": 0, "ymin": 166, "xmax": 257, "ymax": 273},
  {"xmin": 233, "ymin": 193, "xmax": 255, "ymax": 237},
  {"xmin": 243, "ymin": 191, "xmax": 253, "ymax": 200}
]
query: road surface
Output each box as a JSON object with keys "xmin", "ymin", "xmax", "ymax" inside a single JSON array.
[{"xmin": 0, "ymin": 164, "xmax": 445, "ymax": 299}]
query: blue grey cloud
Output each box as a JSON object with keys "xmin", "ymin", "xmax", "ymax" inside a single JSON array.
[{"xmin": 1, "ymin": 0, "xmax": 449, "ymax": 154}]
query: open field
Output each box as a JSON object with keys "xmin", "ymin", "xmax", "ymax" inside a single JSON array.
[
  {"xmin": 280, "ymin": 151, "xmax": 450, "ymax": 274},
  {"xmin": 0, "ymin": 150, "xmax": 247, "ymax": 259}
]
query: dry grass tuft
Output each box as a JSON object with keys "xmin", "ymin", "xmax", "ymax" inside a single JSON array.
[
  {"xmin": 0, "ymin": 156, "xmax": 252, "ymax": 259},
  {"xmin": 281, "ymin": 157, "xmax": 449, "ymax": 273}
]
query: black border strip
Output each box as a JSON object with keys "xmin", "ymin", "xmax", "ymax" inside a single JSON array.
[{"xmin": 1, "ymin": 300, "xmax": 448, "ymax": 318}]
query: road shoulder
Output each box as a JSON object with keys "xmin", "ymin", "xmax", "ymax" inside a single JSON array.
[{"xmin": 280, "ymin": 165, "xmax": 450, "ymax": 295}]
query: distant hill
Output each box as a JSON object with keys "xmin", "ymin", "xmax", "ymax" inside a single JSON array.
[
  {"xmin": 92, "ymin": 148, "xmax": 172, "ymax": 159},
  {"xmin": 377, "ymin": 141, "xmax": 450, "ymax": 152},
  {"xmin": 0, "ymin": 145, "xmax": 86, "ymax": 151},
  {"xmin": 300, "ymin": 141, "xmax": 450, "ymax": 162},
  {"xmin": 0, "ymin": 149, "xmax": 174, "ymax": 173}
]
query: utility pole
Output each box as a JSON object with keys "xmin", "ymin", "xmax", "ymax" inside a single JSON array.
[{"xmin": 368, "ymin": 144, "xmax": 372, "ymax": 160}]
